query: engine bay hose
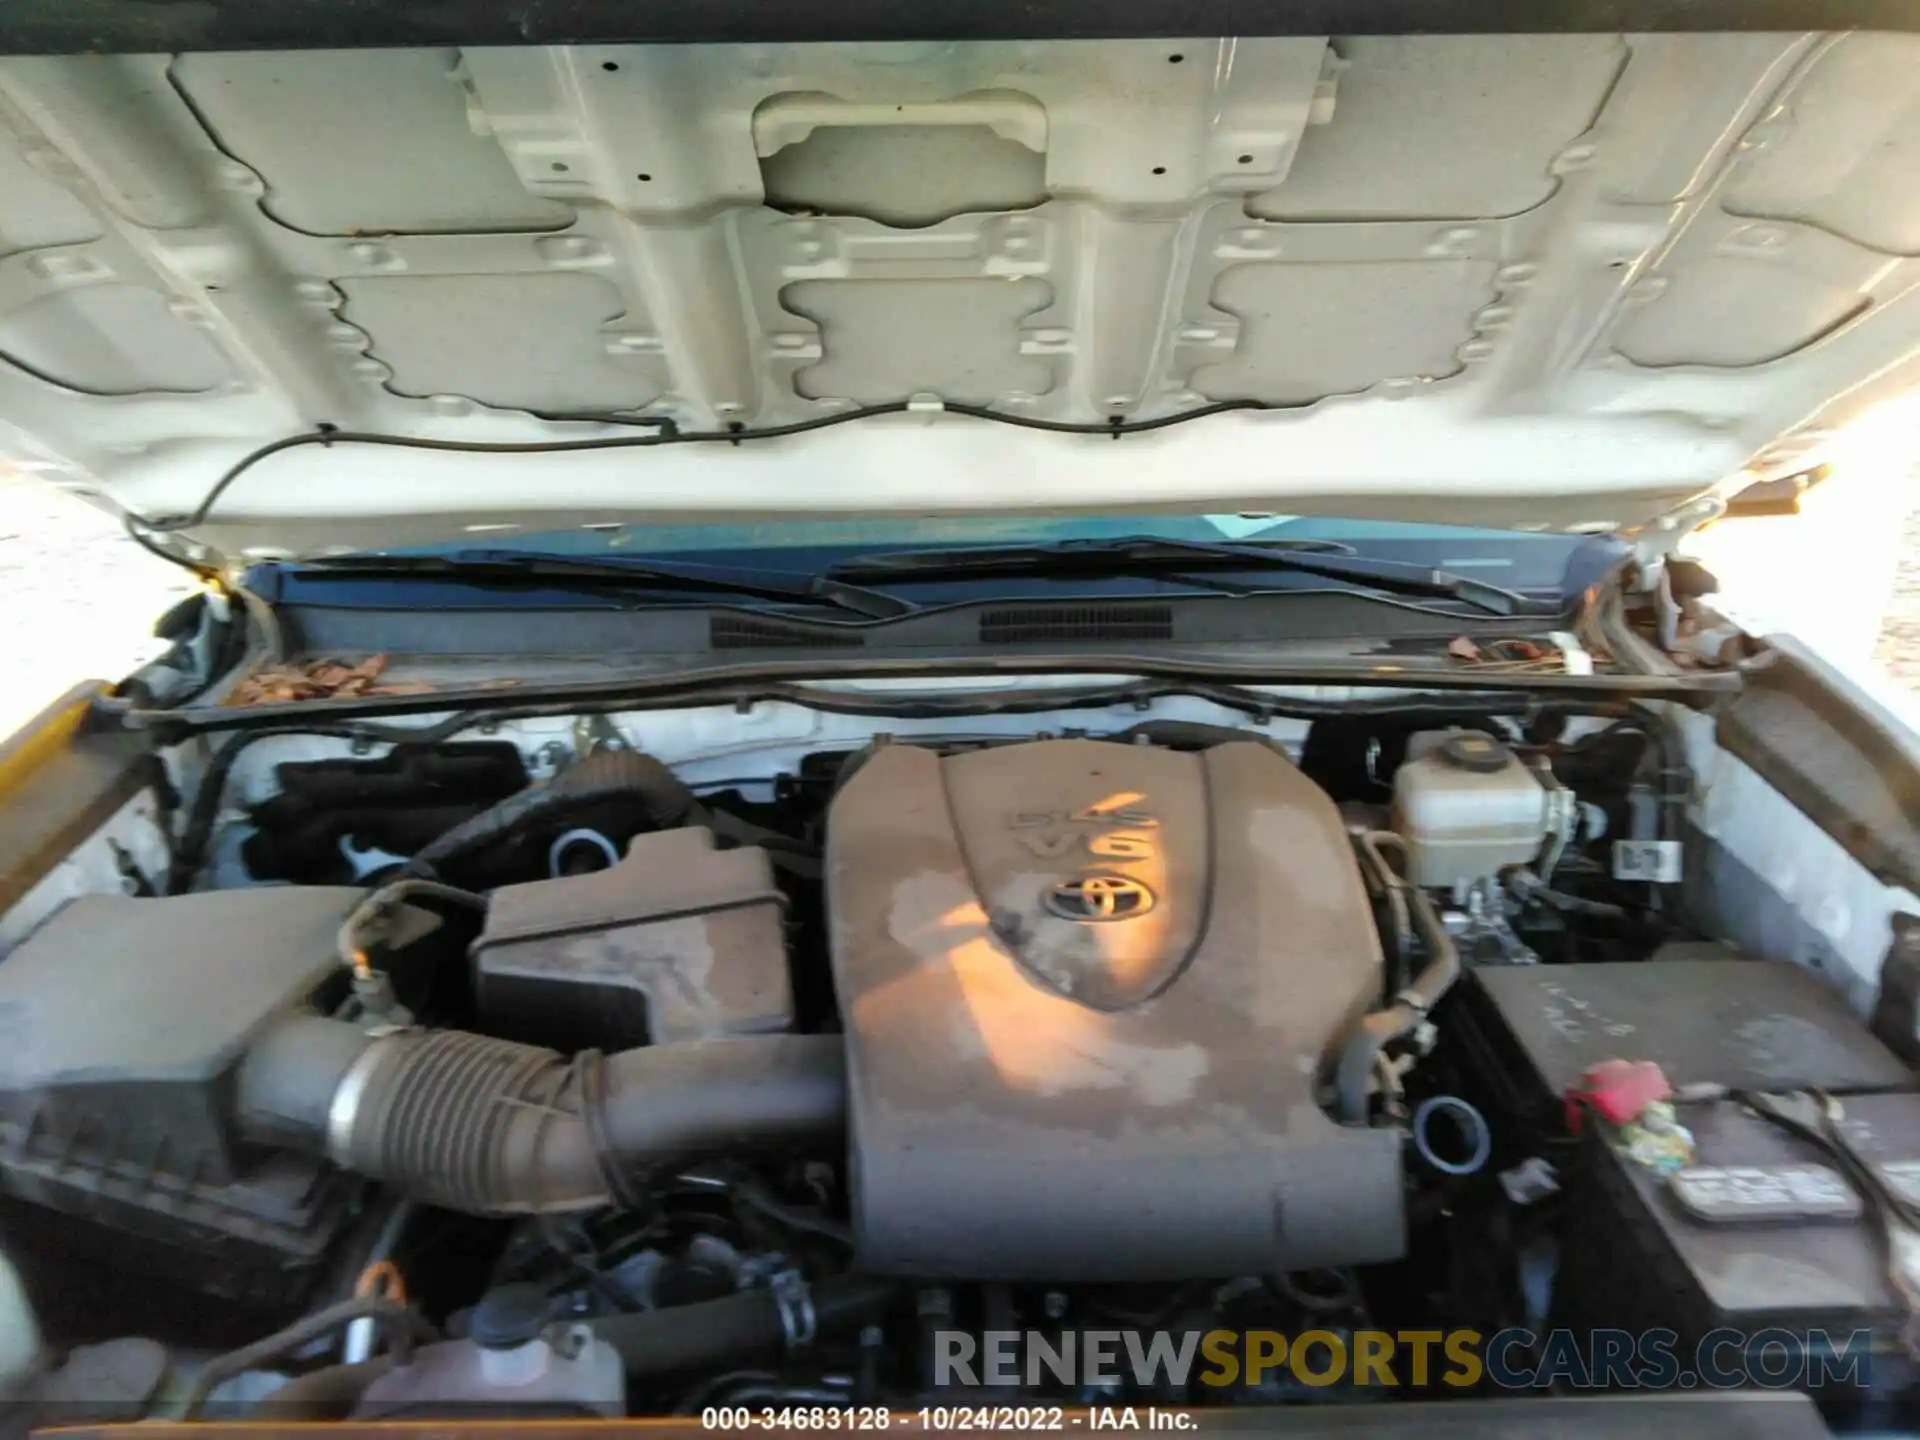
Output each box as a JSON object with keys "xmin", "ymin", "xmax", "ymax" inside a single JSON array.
[
  {"xmin": 593, "ymin": 1275, "xmax": 895, "ymax": 1377},
  {"xmin": 395, "ymin": 747, "xmax": 699, "ymax": 884},
  {"xmin": 180, "ymin": 1296, "xmax": 438, "ymax": 1418},
  {"xmin": 1559, "ymin": 707, "xmax": 1688, "ymax": 844},
  {"xmin": 1331, "ymin": 834, "xmax": 1461, "ymax": 1125},
  {"xmin": 255, "ymin": 1356, "xmax": 398, "ymax": 1420},
  {"xmin": 238, "ymin": 1021, "xmax": 846, "ymax": 1215},
  {"xmin": 336, "ymin": 878, "xmax": 486, "ymax": 977}
]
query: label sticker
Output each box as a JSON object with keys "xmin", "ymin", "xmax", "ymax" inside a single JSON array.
[
  {"xmin": 1669, "ymin": 1164, "xmax": 1861, "ymax": 1223},
  {"xmin": 1613, "ymin": 839, "xmax": 1683, "ymax": 884}
]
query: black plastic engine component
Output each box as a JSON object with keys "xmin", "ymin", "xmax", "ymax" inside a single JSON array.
[
  {"xmin": 0, "ymin": 1151, "xmax": 359, "ymax": 1322},
  {"xmin": 1557, "ymin": 1091, "xmax": 1920, "ymax": 1378},
  {"xmin": 472, "ymin": 826, "xmax": 792, "ymax": 1052},
  {"xmin": 0, "ymin": 888, "xmax": 365, "ymax": 1310},
  {"xmin": 242, "ymin": 742, "xmax": 529, "ymax": 884},
  {"xmin": 397, "ymin": 748, "xmax": 698, "ymax": 887},
  {"xmin": 825, "ymin": 737, "xmax": 1402, "ymax": 1281},
  {"xmin": 1457, "ymin": 953, "xmax": 1911, "ymax": 1133}
]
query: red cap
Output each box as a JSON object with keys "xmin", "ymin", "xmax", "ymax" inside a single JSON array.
[{"xmin": 1564, "ymin": 1059, "xmax": 1672, "ymax": 1133}]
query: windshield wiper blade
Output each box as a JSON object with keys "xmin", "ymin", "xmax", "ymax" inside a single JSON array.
[
  {"xmin": 829, "ymin": 536, "xmax": 1534, "ymax": 617},
  {"xmin": 294, "ymin": 549, "xmax": 913, "ymax": 620}
]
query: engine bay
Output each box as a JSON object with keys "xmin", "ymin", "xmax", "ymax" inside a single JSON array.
[{"xmin": 0, "ymin": 691, "xmax": 1912, "ymax": 1421}]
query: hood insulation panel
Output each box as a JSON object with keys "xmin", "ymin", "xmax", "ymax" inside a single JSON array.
[{"xmin": 0, "ymin": 36, "xmax": 1916, "ymax": 553}]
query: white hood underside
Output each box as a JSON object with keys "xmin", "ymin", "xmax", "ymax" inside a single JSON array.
[{"xmin": 1, "ymin": 34, "xmax": 1918, "ymax": 557}]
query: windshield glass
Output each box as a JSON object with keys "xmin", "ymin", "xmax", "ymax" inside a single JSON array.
[{"xmin": 393, "ymin": 513, "xmax": 1555, "ymax": 559}]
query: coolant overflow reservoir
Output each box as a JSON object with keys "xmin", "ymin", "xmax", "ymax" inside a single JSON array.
[
  {"xmin": 354, "ymin": 1285, "xmax": 623, "ymax": 1417},
  {"xmin": 1392, "ymin": 729, "xmax": 1553, "ymax": 888}
]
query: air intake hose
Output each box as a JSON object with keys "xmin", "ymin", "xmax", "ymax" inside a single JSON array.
[
  {"xmin": 395, "ymin": 748, "xmax": 699, "ymax": 884},
  {"xmin": 238, "ymin": 1019, "xmax": 845, "ymax": 1214}
]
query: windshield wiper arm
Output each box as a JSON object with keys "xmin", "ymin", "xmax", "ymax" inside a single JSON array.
[
  {"xmin": 294, "ymin": 549, "xmax": 913, "ymax": 620},
  {"xmin": 829, "ymin": 536, "xmax": 1534, "ymax": 617}
]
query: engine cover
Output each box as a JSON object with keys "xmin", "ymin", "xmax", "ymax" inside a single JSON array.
[{"xmin": 825, "ymin": 738, "xmax": 1403, "ymax": 1281}]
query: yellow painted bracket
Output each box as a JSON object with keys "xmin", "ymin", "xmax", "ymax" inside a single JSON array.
[{"xmin": 0, "ymin": 682, "xmax": 156, "ymax": 918}]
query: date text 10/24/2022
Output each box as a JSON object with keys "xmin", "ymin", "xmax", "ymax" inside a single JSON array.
[{"xmin": 701, "ymin": 1408, "xmax": 1197, "ymax": 1430}]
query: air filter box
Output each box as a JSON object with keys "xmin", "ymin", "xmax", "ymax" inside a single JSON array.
[
  {"xmin": 0, "ymin": 887, "xmax": 365, "ymax": 1312},
  {"xmin": 472, "ymin": 826, "xmax": 792, "ymax": 1052}
]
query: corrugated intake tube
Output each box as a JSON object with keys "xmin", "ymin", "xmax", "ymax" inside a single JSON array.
[{"xmin": 237, "ymin": 1018, "xmax": 846, "ymax": 1214}]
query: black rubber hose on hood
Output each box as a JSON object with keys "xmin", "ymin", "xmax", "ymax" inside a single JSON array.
[{"xmin": 237, "ymin": 1019, "xmax": 846, "ymax": 1214}]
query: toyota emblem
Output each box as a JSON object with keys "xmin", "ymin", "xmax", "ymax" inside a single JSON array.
[{"xmin": 1043, "ymin": 874, "xmax": 1156, "ymax": 922}]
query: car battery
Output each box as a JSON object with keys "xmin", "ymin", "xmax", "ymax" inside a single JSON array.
[
  {"xmin": 1454, "ymin": 955, "xmax": 1912, "ymax": 1140},
  {"xmin": 1555, "ymin": 1091, "xmax": 1920, "ymax": 1388},
  {"xmin": 472, "ymin": 825, "xmax": 793, "ymax": 1053}
]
